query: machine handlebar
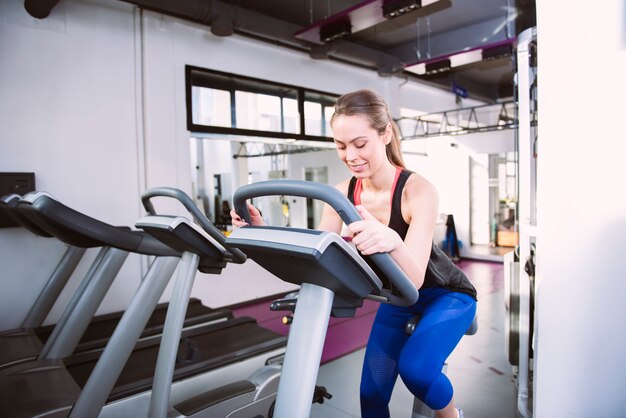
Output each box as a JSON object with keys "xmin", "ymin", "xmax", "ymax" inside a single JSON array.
[
  {"xmin": 141, "ymin": 187, "xmax": 247, "ymax": 264},
  {"xmin": 232, "ymin": 180, "xmax": 418, "ymax": 306}
]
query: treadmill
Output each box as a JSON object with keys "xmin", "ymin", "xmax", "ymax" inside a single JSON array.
[
  {"xmin": 136, "ymin": 181, "xmax": 418, "ymax": 418},
  {"xmin": 0, "ymin": 190, "xmax": 287, "ymax": 418},
  {"xmin": 0, "ymin": 193, "xmax": 230, "ymax": 370},
  {"xmin": 0, "ymin": 193, "xmax": 87, "ymax": 368},
  {"xmin": 224, "ymin": 180, "xmax": 419, "ymax": 418},
  {"xmin": 0, "ymin": 193, "xmax": 86, "ymax": 332}
]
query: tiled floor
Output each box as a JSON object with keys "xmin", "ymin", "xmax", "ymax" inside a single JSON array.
[
  {"xmin": 310, "ymin": 259, "xmax": 519, "ymax": 418},
  {"xmin": 463, "ymin": 244, "xmax": 514, "ymax": 263}
]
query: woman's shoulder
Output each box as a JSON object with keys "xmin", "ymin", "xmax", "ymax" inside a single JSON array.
[
  {"xmin": 334, "ymin": 177, "xmax": 353, "ymax": 195},
  {"xmin": 403, "ymin": 171, "xmax": 439, "ymax": 205},
  {"xmin": 404, "ymin": 171, "xmax": 437, "ymax": 194}
]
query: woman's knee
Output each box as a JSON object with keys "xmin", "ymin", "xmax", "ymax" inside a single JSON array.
[
  {"xmin": 398, "ymin": 359, "xmax": 453, "ymax": 409},
  {"xmin": 397, "ymin": 355, "xmax": 440, "ymax": 397}
]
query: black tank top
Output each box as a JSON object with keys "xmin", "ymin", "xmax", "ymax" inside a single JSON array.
[{"xmin": 347, "ymin": 168, "xmax": 477, "ymax": 300}]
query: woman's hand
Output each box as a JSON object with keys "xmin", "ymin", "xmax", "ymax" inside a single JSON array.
[
  {"xmin": 347, "ymin": 205, "xmax": 403, "ymax": 255},
  {"xmin": 230, "ymin": 204, "xmax": 265, "ymax": 228}
]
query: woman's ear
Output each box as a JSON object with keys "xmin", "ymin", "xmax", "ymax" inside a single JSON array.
[{"xmin": 383, "ymin": 123, "xmax": 393, "ymax": 145}]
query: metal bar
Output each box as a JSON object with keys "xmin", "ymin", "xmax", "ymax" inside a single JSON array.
[
  {"xmin": 401, "ymin": 123, "xmax": 517, "ymax": 140},
  {"xmin": 148, "ymin": 252, "xmax": 200, "ymax": 418},
  {"xmin": 20, "ymin": 245, "xmax": 87, "ymax": 328},
  {"xmin": 37, "ymin": 246, "xmax": 110, "ymax": 358},
  {"xmin": 69, "ymin": 256, "xmax": 180, "ymax": 418},
  {"xmin": 274, "ymin": 283, "xmax": 334, "ymax": 418},
  {"xmin": 468, "ymin": 108, "xmax": 479, "ymax": 129},
  {"xmin": 189, "ymin": 124, "xmax": 333, "ymax": 142},
  {"xmin": 40, "ymin": 247, "xmax": 129, "ymax": 360},
  {"xmin": 396, "ymin": 100, "xmax": 517, "ymax": 139},
  {"xmin": 233, "ymin": 144, "xmax": 327, "ymax": 159}
]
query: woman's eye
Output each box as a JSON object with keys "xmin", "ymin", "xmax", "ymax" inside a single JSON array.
[{"xmin": 356, "ymin": 143, "xmax": 366, "ymax": 149}]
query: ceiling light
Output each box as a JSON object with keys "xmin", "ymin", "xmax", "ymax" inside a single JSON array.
[
  {"xmin": 319, "ymin": 19, "xmax": 351, "ymax": 43},
  {"xmin": 404, "ymin": 38, "xmax": 517, "ymax": 76},
  {"xmin": 425, "ymin": 59, "xmax": 451, "ymax": 75},
  {"xmin": 383, "ymin": 0, "xmax": 422, "ymax": 19},
  {"xmin": 482, "ymin": 44, "xmax": 513, "ymax": 61},
  {"xmin": 405, "ymin": 63, "xmax": 426, "ymax": 75},
  {"xmin": 449, "ymin": 50, "xmax": 483, "ymax": 68}
]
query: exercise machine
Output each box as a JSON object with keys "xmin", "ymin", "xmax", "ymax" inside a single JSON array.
[
  {"xmin": 0, "ymin": 192, "xmax": 231, "ymax": 370},
  {"xmin": 0, "ymin": 193, "xmax": 87, "ymax": 354},
  {"xmin": 227, "ymin": 180, "xmax": 419, "ymax": 418},
  {"xmin": 0, "ymin": 192, "xmax": 285, "ymax": 417},
  {"xmin": 134, "ymin": 181, "xmax": 418, "ymax": 418},
  {"xmin": 126, "ymin": 187, "xmax": 286, "ymax": 418}
]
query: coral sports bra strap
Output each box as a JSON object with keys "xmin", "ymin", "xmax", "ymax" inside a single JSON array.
[
  {"xmin": 351, "ymin": 166, "xmax": 403, "ymax": 206},
  {"xmin": 389, "ymin": 166, "xmax": 403, "ymax": 205}
]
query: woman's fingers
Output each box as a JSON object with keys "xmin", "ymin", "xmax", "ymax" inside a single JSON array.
[
  {"xmin": 355, "ymin": 205, "xmax": 376, "ymax": 221},
  {"xmin": 230, "ymin": 208, "xmax": 248, "ymax": 227},
  {"xmin": 348, "ymin": 218, "xmax": 400, "ymax": 254},
  {"xmin": 248, "ymin": 203, "xmax": 260, "ymax": 216}
]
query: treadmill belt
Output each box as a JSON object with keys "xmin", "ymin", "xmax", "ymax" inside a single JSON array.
[
  {"xmin": 35, "ymin": 298, "xmax": 231, "ymax": 353},
  {"xmin": 63, "ymin": 316, "xmax": 287, "ymax": 402}
]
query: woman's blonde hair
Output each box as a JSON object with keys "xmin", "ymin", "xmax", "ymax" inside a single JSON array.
[{"xmin": 330, "ymin": 89, "xmax": 405, "ymax": 168}]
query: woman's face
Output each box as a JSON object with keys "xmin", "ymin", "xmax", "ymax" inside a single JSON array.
[{"xmin": 331, "ymin": 114, "xmax": 390, "ymax": 178}]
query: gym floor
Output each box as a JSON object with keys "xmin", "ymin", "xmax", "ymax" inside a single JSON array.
[{"xmin": 309, "ymin": 258, "xmax": 519, "ymax": 418}]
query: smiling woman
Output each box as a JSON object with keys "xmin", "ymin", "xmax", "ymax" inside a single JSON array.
[
  {"xmin": 322, "ymin": 89, "xmax": 477, "ymax": 418},
  {"xmin": 231, "ymin": 88, "xmax": 477, "ymax": 418}
]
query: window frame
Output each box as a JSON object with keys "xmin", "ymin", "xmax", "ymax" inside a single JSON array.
[{"xmin": 185, "ymin": 65, "xmax": 338, "ymax": 143}]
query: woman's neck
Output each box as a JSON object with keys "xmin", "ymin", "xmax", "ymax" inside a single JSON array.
[{"xmin": 362, "ymin": 163, "xmax": 398, "ymax": 193}]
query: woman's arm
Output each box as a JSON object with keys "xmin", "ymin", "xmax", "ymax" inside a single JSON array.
[
  {"xmin": 315, "ymin": 179, "xmax": 351, "ymax": 234},
  {"xmin": 347, "ymin": 175, "xmax": 439, "ymax": 290},
  {"xmin": 316, "ymin": 201, "xmax": 344, "ymax": 233}
]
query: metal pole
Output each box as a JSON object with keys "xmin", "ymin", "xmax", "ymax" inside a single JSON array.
[
  {"xmin": 69, "ymin": 256, "xmax": 180, "ymax": 418},
  {"xmin": 149, "ymin": 251, "xmax": 200, "ymax": 418},
  {"xmin": 40, "ymin": 247, "xmax": 128, "ymax": 359},
  {"xmin": 274, "ymin": 283, "xmax": 334, "ymax": 418},
  {"xmin": 21, "ymin": 245, "xmax": 86, "ymax": 328}
]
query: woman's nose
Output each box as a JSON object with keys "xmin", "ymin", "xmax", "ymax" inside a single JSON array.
[{"xmin": 345, "ymin": 145, "xmax": 358, "ymax": 161}]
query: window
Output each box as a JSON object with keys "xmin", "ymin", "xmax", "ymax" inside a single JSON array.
[
  {"xmin": 191, "ymin": 87, "xmax": 231, "ymax": 127},
  {"xmin": 186, "ymin": 66, "xmax": 338, "ymax": 143}
]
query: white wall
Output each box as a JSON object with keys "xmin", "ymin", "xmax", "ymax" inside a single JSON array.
[
  {"xmin": 535, "ymin": 0, "xmax": 626, "ymax": 416},
  {"xmin": 403, "ymin": 138, "xmax": 472, "ymax": 249},
  {"xmin": 0, "ymin": 0, "xmax": 503, "ymax": 326},
  {"xmin": 0, "ymin": 0, "xmax": 144, "ymax": 328}
]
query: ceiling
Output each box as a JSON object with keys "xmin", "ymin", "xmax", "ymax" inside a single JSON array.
[
  {"xmin": 221, "ymin": 0, "xmax": 537, "ymax": 102},
  {"xmin": 28, "ymin": 0, "xmax": 536, "ymax": 102}
]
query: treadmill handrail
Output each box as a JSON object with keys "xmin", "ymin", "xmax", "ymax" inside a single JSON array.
[
  {"xmin": 1, "ymin": 193, "xmax": 54, "ymax": 236},
  {"xmin": 1, "ymin": 194, "xmax": 21, "ymax": 205},
  {"xmin": 141, "ymin": 187, "xmax": 246, "ymax": 264},
  {"xmin": 232, "ymin": 180, "xmax": 418, "ymax": 307},
  {"xmin": 19, "ymin": 192, "xmax": 180, "ymax": 256}
]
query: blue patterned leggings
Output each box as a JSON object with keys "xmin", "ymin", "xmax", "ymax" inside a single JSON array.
[{"xmin": 360, "ymin": 288, "xmax": 476, "ymax": 417}]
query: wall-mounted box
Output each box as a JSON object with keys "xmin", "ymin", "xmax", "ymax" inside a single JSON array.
[{"xmin": 0, "ymin": 172, "xmax": 36, "ymax": 228}]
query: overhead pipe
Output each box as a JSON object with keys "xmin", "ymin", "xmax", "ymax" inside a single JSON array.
[{"xmin": 24, "ymin": 0, "xmax": 60, "ymax": 19}]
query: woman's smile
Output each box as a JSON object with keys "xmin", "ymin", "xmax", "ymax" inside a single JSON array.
[{"xmin": 349, "ymin": 162, "xmax": 368, "ymax": 172}]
